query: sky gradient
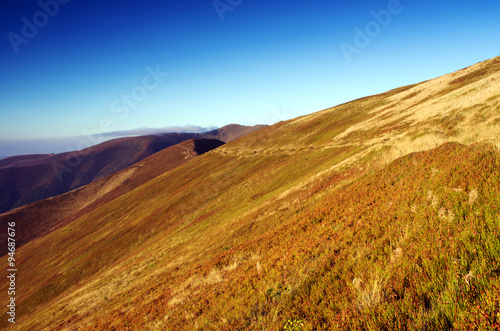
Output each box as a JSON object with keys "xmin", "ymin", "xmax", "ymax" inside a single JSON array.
[{"xmin": 1, "ymin": 0, "xmax": 499, "ymax": 155}]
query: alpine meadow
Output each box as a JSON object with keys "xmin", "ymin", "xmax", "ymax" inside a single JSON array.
[{"xmin": 1, "ymin": 55, "xmax": 500, "ymax": 330}]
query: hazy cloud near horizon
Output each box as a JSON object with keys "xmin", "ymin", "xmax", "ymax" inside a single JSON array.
[
  {"xmin": 100, "ymin": 125, "xmax": 218, "ymax": 137},
  {"xmin": 0, "ymin": 125, "xmax": 219, "ymax": 156}
]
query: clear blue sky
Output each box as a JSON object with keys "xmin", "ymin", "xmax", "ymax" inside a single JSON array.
[{"xmin": 0, "ymin": 0, "xmax": 499, "ymax": 155}]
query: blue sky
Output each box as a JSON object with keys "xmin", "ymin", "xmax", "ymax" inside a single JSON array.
[{"xmin": 0, "ymin": 0, "xmax": 499, "ymax": 155}]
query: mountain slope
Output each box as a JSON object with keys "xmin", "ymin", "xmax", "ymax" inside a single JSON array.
[
  {"xmin": 0, "ymin": 139, "xmax": 224, "ymax": 255},
  {"xmin": 1, "ymin": 56, "xmax": 499, "ymax": 330},
  {"xmin": 0, "ymin": 154, "xmax": 55, "ymax": 169},
  {"xmin": 0, "ymin": 125, "xmax": 265, "ymax": 213},
  {"xmin": 201, "ymin": 124, "xmax": 269, "ymax": 142}
]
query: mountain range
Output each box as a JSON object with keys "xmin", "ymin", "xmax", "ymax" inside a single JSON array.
[
  {"xmin": 0, "ymin": 124, "xmax": 266, "ymax": 214},
  {"xmin": 0, "ymin": 138, "xmax": 225, "ymax": 255},
  {"xmin": 1, "ymin": 56, "xmax": 499, "ymax": 330}
]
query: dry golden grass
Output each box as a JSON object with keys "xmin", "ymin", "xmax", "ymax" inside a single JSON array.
[{"xmin": 209, "ymin": 57, "xmax": 499, "ymax": 212}]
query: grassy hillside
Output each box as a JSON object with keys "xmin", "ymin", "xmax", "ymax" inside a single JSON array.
[
  {"xmin": 0, "ymin": 139, "xmax": 224, "ymax": 255},
  {"xmin": 1, "ymin": 56, "xmax": 499, "ymax": 330},
  {"xmin": 0, "ymin": 125, "xmax": 264, "ymax": 214}
]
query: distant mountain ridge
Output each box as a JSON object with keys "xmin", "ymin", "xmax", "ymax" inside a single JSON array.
[
  {"xmin": 0, "ymin": 154, "xmax": 55, "ymax": 168},
  {"xmin": 0, "ymin": 138, "xmax": 224, "ymax": 254},
  {"xmin": 0, "ymin": 124, "xmax": 266, "ymax": 213}
]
